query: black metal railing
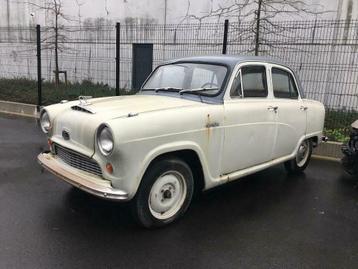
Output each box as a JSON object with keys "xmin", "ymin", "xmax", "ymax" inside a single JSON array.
[{"xmin": 0, "ymin": 19, "xmax": 357, "ymax": 141}]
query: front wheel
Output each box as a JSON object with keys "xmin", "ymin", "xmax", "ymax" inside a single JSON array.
[
  {"xmin": 132, "ymin": 157, "xmax": 194, "ymax": 228},
  {"xmin": 284, "ymin": 139, "xmax": 313, "ymax": 174}
]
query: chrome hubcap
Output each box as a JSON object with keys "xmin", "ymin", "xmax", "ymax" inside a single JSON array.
[
  {"xmin": 296, "ymin": 140, "xmax": 309, "ymax": 167},
  {"xmin": 148, "ymin": 171, "xmax": 187, "ymax": 220}
]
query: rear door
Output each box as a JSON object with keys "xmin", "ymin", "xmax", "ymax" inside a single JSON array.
[{"xmin": 269, "ymin": 65, "xmax": 307, "ymax": 159}]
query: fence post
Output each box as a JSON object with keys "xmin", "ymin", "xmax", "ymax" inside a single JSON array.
[
  {"xmin": 222, "ymin": 19, "xmax": 229, "ymax": 55},
  {"xmin": 36, "ymin": 24, "xmax": 42, "ymax": 111},
  {"xmin": 115, "ymin": 22, "xmax": 120, "ymax": 96},
  {"xmin": 254, "ymin": 0, "xmax": 262, "ymax": 56}
]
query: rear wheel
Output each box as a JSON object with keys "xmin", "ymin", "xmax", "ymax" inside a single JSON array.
[
  {"xmin": 132, "ymin": 157, "xmax": 194, "ymax": 228},
  {"xmin": 284, "ymin": 139, "xmax": 312, "ymax": 174}
]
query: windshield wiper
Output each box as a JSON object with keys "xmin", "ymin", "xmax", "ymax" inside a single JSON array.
[
  {"xmin": 179, "ymin": 87, "xmax": 219, "ymax": 95},
  {"xmin": 142, "ymin": 87, "xmax": 183, "ymax": 93}
]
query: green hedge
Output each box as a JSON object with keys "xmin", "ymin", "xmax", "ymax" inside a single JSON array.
[
  {"xmin": 0, "ymin": 78, "xmax": 133, "ymax": 105},
  {"xmin": 0, "ymin": 78, "xmax": 356, "ymax": 142},
  {"xmin": 324, "ymin": 109, "xmax": 358, "ymax": 142}
]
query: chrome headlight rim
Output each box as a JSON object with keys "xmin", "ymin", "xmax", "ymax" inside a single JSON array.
[
  {"xmin": 40, "ymin": 110, "xmax": 51, "ymax": 134},
  {"xmin": 97, "ymin": 124, "xmax": 114, "ymax": 156}
]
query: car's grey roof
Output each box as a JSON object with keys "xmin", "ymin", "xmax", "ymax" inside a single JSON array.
[{"xmin": 166, "ymin": 55, "xmax": 290, "ymax": 69}]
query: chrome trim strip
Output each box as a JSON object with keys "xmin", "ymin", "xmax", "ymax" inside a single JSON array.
[{"xmin": 38, "ymin": 152, "xmax": 129, "ymax": 201}]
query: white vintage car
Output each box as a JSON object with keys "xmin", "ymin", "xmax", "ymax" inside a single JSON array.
[{"xmin": 38, "ymin": 56, "xmax": 325, "ymax": 227}]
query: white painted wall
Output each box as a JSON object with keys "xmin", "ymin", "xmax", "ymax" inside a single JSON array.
[
  {"xmin": 0, "ymin": 0, "xmax": 357, "ymax": 27},
  {"xmin": 0, "ymin": 0, "xmax": 357, "ymax": 111}
]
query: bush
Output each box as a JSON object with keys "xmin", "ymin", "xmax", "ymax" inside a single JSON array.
[
  {"xmin": 0, "ymin": 78, "xmax": 357, "ymax": 142},
  {"xmin": 324, "ymin": 109, "xmax": 358, "ymax": 142},
  {"xmin": 324, "ymin": 128, "xmax": 349, "ymax": 143},
  {"xmin": 0, "ymin": 78, "xmax": 134, "ymax": 105}
]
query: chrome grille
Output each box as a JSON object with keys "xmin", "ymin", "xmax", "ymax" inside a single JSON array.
[{"xmin": 55, "ymin": 144, "xmax": 102, "ymax": 177}]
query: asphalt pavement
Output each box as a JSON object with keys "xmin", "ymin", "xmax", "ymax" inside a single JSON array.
[{"xmin": 1, "ymin": 113, "xmax": 358, "ymax": 269}]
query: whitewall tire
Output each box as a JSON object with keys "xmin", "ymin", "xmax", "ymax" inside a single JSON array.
[{"xmin": 284, "ymin": 139, "xmax": 313, "ymax": 174}]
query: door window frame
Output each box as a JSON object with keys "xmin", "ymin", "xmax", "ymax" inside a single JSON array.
[
  {"xmin": 229, "ymin": 70, "xmax": 243, "ymax": 98},
  {"xmin": 268, "ymin": 64, "xmax": 302, "ymax": 101},
  {"xmin": 224, "ymin": 62, "xmax": 272, "ymax": 101}
]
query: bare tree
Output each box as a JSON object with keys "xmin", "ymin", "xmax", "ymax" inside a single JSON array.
[
  {"xmin": 252, "ymin": 0, "xmax": 326, "ymax": 55},
  {"xmin": 74, "ymin": 0, "xmax": 85, "ymax": 27},
  {"xmin": 27, "ymin": 0, "xmax": 78, "ymax": 86},
  {"xmin": 181, "ymin": 0, "xmax": 326, "ymax": 55}
]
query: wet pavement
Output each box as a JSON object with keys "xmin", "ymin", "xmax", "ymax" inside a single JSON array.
[{"xmin": 1, "ymin": 113, "xmax": 358, "ymax": 269}]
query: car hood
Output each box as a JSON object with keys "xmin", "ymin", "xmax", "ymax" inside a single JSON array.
[
  {"xmin": 352, "ymin": 120, "xmax": 358, "ymax": 129},
  {"xmin": 69, "ymin": 94, "xmax": 202, "ymax": 117},
  {"xmin": 49, "ymin": 94, "xmax": 203, "ymax": 156}
]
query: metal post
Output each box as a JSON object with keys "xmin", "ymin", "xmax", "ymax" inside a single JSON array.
[
  {"xmin": 115, "ymin": 22, "xmax": 120, "ymax": 96},
  {"xmin": 36, "ymin": 24, "xmax": 42, "ymax": 111},
  {"xmin": 222, "ymin": 19, "xmax": 229, "ymax": 55},
  {"xmin": 254, "ymin": 0, "xmax": 262, "ymax": 56}
]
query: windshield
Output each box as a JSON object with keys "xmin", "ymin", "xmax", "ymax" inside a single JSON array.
[{"xmin": 142, "ymin": 63, "xmax": 227, "ymax": 95}]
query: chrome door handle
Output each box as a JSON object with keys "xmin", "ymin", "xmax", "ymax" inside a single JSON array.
[
  {"xmin": 267, "ymin": 106, "xmax": 278, "ymax": 112},
  {"xmin": 300, "ymin": 106, "xmax": 308, "ymax": 111}
]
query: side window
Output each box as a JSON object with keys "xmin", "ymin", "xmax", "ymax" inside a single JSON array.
[
  {"xmin": 272, "ymin": 67, "xmax": 299, "ymax": 99},
  {"xmin": 241, "ymin": 66, "xmax": 268, "ymax": 98},
  {"xmin": 230, "ymin": 71, "xmax": 242, "ymax": 97}
]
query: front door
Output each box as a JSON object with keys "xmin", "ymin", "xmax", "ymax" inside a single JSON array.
[{"xmin": 221, "ymin": 65, "xmax": 277, "ymax": 174}]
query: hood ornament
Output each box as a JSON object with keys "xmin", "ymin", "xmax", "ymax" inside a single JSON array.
[
  {"xmin": 78, "ymin": 96, "xmax": 92, "ymax": 106},
  {"xmin": 71, "ymin": 96, "xmax": 95, "ymax": 114}
]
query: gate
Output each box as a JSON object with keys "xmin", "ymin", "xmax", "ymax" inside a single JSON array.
[{"xmin": 132, "ymin": 43, "xmax": 153, "ymax": 90}]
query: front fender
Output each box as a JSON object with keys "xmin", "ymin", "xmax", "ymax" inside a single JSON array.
[
  {"xmin": 110, "ymin": 140, "xmax": 213, "ymax": 199},
  {"xmin": 138, "ymin": 140, "xmax": 211, "ymax": 186}
]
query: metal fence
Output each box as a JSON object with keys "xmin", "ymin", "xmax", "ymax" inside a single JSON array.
[{"xmin": 0, "ymin": 19, "xmax": 357, "ymax": 137}]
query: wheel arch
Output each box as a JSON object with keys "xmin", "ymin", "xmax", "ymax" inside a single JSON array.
[
  {"xmin": 310, "ymin": 136, "xmax": 319, "ymax": 147},
  {"xmin": 137, "ymin": 144, "xmax": 208, "ymax": 195}
]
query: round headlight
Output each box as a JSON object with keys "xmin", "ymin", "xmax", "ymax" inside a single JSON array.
[
  {"xmin": 40, "ymin": 111, "xmax": 51, "ymax": 133},
  {"xmin": 98, "ymin": 126, "xmax": 114, "ymax": 156}
]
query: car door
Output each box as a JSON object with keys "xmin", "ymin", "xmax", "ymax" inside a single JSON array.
[
  {"xmin": 221, "ymin": 64, "xmax": 277, "ymax": 174},
  {"xmin": 269, "ymin": 65, "xmax": 307, "ymax": 159}
]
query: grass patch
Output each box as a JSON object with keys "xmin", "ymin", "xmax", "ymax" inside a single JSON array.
[{"xmin": 0, "ymin": 78, "xmax": 133, "ymax": 105}]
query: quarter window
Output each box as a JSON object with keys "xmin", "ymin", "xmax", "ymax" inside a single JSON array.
[
  {"xmin": 230, "ymin": 71, "xmax": 242, "ymax": 97},
  {"xmin": 241, "ymin": 66, "xmax": 268, "ymax": 98},
  {"xmin": 272, "ymin": 67, "xmax": 299, "ymax": 99}
]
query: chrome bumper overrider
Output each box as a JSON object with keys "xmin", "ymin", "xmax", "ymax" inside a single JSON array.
[{"xmin": 37, "ymin": 152, "xmax": 129, "ymax": 201}]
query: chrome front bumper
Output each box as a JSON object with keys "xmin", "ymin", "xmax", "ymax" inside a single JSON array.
[{"xmin": 37, "ymin": 152, "xmax": 129, "ymax": 201}]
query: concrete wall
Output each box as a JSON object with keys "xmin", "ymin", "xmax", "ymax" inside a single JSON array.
[{"xmin": 0, "ymin": 0, "xmax": 357, "ymax": 27}]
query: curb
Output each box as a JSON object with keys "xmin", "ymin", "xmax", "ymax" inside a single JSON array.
[
  {"xmin": 0, "ymin": 100, "xmax": 345, "ymax": 162},
  {"xmin": 0, "ymin": 100, "xmax": 39, "ymax": 118},
  {"xmin": 313, "ymin": 141, "xmax": 343, "ymax": 160},
  {"xmin": 312, "ymin": 155, "xmax": 340, "ymax": 162}
]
